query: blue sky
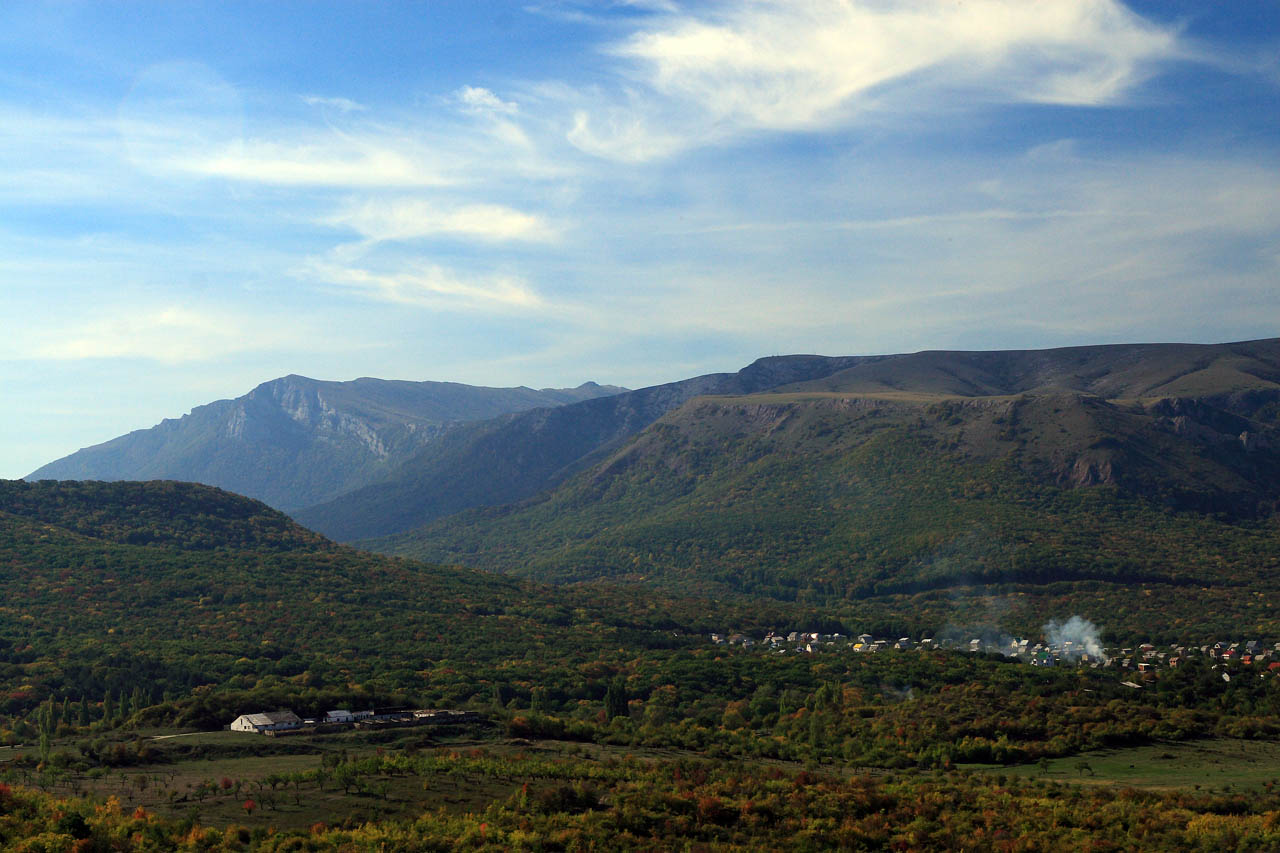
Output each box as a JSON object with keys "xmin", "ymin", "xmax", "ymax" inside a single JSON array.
[{"xmin": 3, "ymin": 0, "xmax": 1278, "ymax": 478}]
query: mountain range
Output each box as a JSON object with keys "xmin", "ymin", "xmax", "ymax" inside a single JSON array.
[
  {"xmin": 292, "ymin": 353, "xmax": 872, "ymax": 540},
  {"xmin": 22, "ymin": 338, "xmax": 1280, "ymax": 636},
  {"xmin": 27, "ymin": 375, "xmax": 625, "ymax": 510},
  {"xmin": 297, "ymin": 338, "xmax": 1280, "ymax": 541}
]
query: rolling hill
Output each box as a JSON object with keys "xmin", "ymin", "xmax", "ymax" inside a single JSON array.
[
  {"xmin": 0, "ymin": 478, "xmax": 759, "ymax": 724},
  {"xmin": 26, "ymin": 375, "xmax": 624, "ymax": 510}
]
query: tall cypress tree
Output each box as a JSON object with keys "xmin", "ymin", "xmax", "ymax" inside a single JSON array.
[{"xmin": 604, "ymin": 677, "xmax": 628, "ymax": 720}]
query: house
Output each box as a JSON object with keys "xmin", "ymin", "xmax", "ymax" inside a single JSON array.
[
  {"xmin": 230, "ymin": 710, "xmax": 303, "ymax": 733},
  {"xmin": 324, "ymin": 709, "xmax": 355, "ymax": 724}
]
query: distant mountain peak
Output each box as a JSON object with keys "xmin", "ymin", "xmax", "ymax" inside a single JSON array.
[{"xmin": 27, "ymin": 376, "xmax": 626, "ymax": 510}]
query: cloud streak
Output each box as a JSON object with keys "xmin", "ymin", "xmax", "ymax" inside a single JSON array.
[
  {"xmin": 27, "ymin": 306, "xmax": 310, "ymax": 363},
  {"xmin": 302, "ymin": 95, "xmax": 367, "ymax": 113},
  {"xmin": 306, "ymin": 260, "xmax": 545, "ymax": 312},
  {"xmin": 570, "ymin": 0, "xmax": 1182, "ymax": 159},
  {"xmin": 177, "ymin": 139, "xmax": 454, "ymax": 187},
  {"xmin": 324, "ymin": 198, "xmax": 558, "ymax": 243}
]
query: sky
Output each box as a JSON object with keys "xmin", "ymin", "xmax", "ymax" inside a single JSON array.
[{"xmin": 2, "ymin": 0, "xmax": 1278, "ymax": 478}]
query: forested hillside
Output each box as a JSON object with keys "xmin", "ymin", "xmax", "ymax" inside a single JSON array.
[
  {"xmin": 374, "ymin": 342, "xmax": 1280, "ymax": 639},
  {"xmin": 0, "ymin": 479, "xmax": 753, "ymax": 726},
  {"xmin": 6, "ymin": 479, "xmax": 1280, "ymax": 850}
]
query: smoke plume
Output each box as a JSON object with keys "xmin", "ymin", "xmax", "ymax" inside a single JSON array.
[{"xmin": 1044, "ymin": 615, "xmax": 1107, "ymax": 663}]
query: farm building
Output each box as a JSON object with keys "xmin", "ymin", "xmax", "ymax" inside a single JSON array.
[{"xmin": 230, "ymin": 710, "xmax": 303, "ymax": 733}]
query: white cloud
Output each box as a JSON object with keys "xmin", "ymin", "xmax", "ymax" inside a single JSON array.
[
  {"xmin": 557, "ymin": 145, "xmax": 1280, "ymax": 349},
  {"xmin": 302, "ymin": 95, "xmax": 367, "ymax": 112},
  {"xmin": 179, "ymin": 139, "xmax": 453, "ymax": 187},
  {"xmin": 28, "ymin": 306, "xmax": 307, "ymax": 363},
  {"xmin": 324, "ymin": 198, "xmax": 558, "ymax": 243},
  {"xmin": 453, "ymin": 85, "xmax": 538, "ymax": 151},
  {"xmin": 570, "ymin": 0, "xmax": 1181, "ymax": 159},
  {"xmin": 456, "ymin": 85, "xmax": 518, "ymax": 115},
  {"xmin": 568, "ymin": 97, "xmax": 688, "ymax": 162},
  {"xmin": 307, "ymin": 260, "xmax": 544, "ymax": 312},
  {"xmin": 618, "ymin": 0, "xmax": 680, "ymax": 12}
]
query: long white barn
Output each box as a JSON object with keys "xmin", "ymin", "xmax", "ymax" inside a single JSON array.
[{"xmin": 230, "ymin": 710, "xmax": 302, "ymax": 733}]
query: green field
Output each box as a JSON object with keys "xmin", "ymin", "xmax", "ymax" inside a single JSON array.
[
  {"xmin": 2, "ymin": 728, "xmax": 523, "ymax": 830},
  {"xmin": 971, "ymin": 738, "xmax": 1280, "ymax": 792},
  {"xmin": 1, "ymin": 728, "xmax": 727, "ymax": 831}
]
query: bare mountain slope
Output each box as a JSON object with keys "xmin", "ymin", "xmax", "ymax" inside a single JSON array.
[{"xmin": 778, "ymin": 339, "xmax": 1280, "ymax": 399}]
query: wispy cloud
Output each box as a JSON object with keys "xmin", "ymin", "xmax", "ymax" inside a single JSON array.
[
  {"xmin": 455, "ymin": 85, "xmax": 518, "ymax": 115},
  {"xmin": 569, "ymin": 0, "xmax": 1182, "ymax": 160},
  {"xmin": 302, "ymin": 95, "xmax": 367, "ymax": 113},
  {"xmin": 324, "ymin": 198, "xmax": 558, "ymax": 243},
  {"xmin": 27, "ymin": 306, "xmax": 309, "ymax": 363},
  {"xmin": 555, "ymin": 143, "xmax": 1280, "ymax": 350},
  {"xmin": 306, "ymin": 260, "xmax": 545, "ymax": 312},
  {"xmin": 181, "ymin": 140, "xmax": 453, "ymax": 187}
]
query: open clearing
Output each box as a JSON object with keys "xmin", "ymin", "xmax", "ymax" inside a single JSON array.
[
  {"xmin": 0, "ymin": 728, "xmax": 715, "ymax": 830},
  {"xmin": 969, "ymin": 739, "xmax": 1280, "ymax": 792}
]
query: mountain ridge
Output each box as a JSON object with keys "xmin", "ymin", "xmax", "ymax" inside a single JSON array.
[
  {"xmin": 299, "ymin": 338, "xmax": 1280, "ymax": 543},
  {"xmin": 345, "ymin": 339, "xmax": 1280, "ymax": 626},
  {"xmin": 27, "ymin": 374, "xmax": 626, "ymax": 510},
  {"xmin": 292, "ymin": 354, "xmax": 873, "ymax": 540}
]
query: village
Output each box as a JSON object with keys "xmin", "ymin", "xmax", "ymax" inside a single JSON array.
[
  {"xmin": 229, "ymin": 707, "xmax": 481, "ymax": 736},
  {"xmin": 709, "ymin": 630, "xmax": 1280, "ymax": 684}
]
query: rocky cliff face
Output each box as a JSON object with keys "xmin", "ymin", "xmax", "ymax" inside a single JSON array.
[
  {"xmin": 27, "ymin": 375, "xmax": 625, "ymax": 510},
  {"xmin": 293, "ymin": 355, "xmax": 880, "ymax": 542}
]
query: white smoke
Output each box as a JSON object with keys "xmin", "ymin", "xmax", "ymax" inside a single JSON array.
[{"xmin": 1044, "ymin": 615, "xmax": 1108, "ymax": 663}]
